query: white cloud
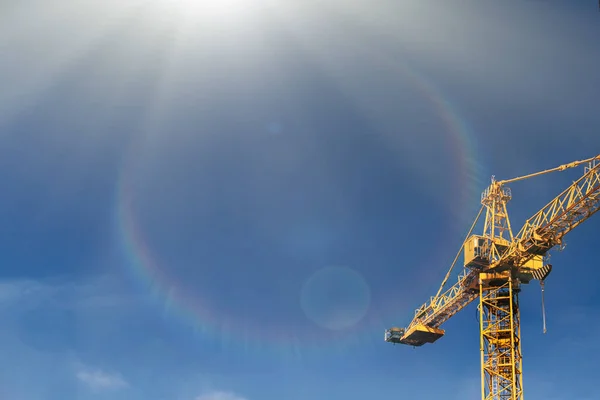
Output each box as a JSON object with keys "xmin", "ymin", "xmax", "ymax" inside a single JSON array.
[
  {"xmin": 0, "ymin": 280, "xmax": 51, "ymax": 304},
  {"xmin": 0, "ymin": 281, "xmax": 27, "ymax": 304},
  {"xmin": 196, "ymin": 391, "xmax": 248, "ymax": 400},
  {"xmin": 0, "ymin": 275, "xmax": 143, "ymax": 313},
  {"xmin": 76, "ymin": 367, "xmax": 128, "ymax": 391}
]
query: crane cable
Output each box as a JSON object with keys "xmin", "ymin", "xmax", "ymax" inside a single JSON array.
[
  {"xmin": 541, "ymin": 280, "xmax": 547, "ymax": 334},
  {"xmin": 434, "ymin": 205, "xmax": 485, "ymax": 300},
  {"xmin": 498, "ymin": 155, "xmax": 600, "ymax": 185}
]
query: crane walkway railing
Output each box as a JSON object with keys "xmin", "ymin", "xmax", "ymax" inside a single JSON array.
[{"xmin": 409, "ymin": 269, "xmax": 479, "ymax": 330}]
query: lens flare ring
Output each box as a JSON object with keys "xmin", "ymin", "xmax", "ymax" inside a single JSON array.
[{"xmin": 115, "ymin": 61, "xmax": 485, "ymax": 355}]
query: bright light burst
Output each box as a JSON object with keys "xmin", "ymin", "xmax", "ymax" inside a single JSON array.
[{"xmin": 158, "ymin": 0, "xmax": 261, "ymax": 18}]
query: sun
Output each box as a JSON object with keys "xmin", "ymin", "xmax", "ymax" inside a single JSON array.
[
  {"xmin": 161, "ymin": 0, "xmax": 256, "ymax": 17},
  {"xmin": 141, "ymin": 0, "xmax": 265, "ymax": 32}
]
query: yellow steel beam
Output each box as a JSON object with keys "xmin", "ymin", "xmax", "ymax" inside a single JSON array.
[{"xmin": 479, "ymin": 276, "xmax": 523, "ymax": 400}]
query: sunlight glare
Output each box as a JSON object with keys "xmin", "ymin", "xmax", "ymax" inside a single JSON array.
[{"xmin": 162, "ymin": 0, "xmax": 257, "ymax": 18}]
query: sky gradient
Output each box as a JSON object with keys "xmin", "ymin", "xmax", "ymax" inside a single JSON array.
[{"xmin": 1, "ymin": 1, "xmax": 600, "ymax": 399}]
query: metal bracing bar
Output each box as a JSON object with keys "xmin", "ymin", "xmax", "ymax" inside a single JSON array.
[
  {"xmin": 434, "ymin": 205, "xmax": 485, "ymax": 300},
  {"xmin": 498, "ymin": 155, "xmax": 600, "ymax": 185}
]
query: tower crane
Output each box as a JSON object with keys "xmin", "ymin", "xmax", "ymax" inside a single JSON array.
[{"xmin": 385, "ymin": 154, "xmax": 600, "ymax": 400}]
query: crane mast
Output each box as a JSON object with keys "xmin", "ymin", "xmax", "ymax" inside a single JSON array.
[{"xmin": 384, "ymin": 155, "xmax": 600, "ymax": 400}]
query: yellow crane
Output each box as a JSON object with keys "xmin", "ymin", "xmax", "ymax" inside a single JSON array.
[{"xmin": 385, "ymin": 154, "xmax": 600, "ymax": 400}]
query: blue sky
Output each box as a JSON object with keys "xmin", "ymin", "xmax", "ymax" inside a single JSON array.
[{"xmin": 1, "ymin": 0, "xmax": 600, "ymax": 399}]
